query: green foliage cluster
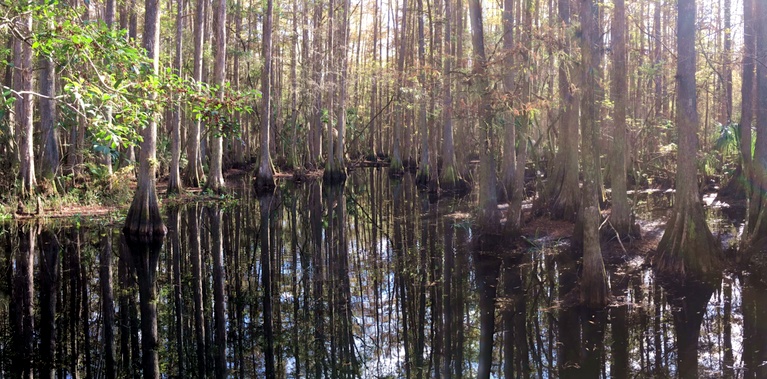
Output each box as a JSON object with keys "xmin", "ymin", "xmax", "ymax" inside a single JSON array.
[{"xmin": 0, "ymin": 0, "xmax": 258, "ymax": 159}]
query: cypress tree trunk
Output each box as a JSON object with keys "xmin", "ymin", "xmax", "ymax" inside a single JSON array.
[
  {"xmin": 324, "ymin": 0, "xmax": 349, "ymax": 183},
  {"xmin": 13, "ymin": 9, "xmax": 36, "ymax": 198},
  {"xmin": 207, "ymin": 0, "xmax": 227, "ymax": 193},
  {"xmin": 544, "ymin": 0, "xmax": 579, "ymax": 221},
  {"xmin": 39, "ymin": 3, "xmax": 59, "ymax": 186},
  {"xmin": 742, "ymin": 0, "xmax": 755, "ymax": 238},
  {"xmin": 167, "ymin": 0, "xmax": 184, "ymax": 194},
  {"xmin": 415, "ymin": 0, "xmax": 431, "ymax": 186},
  {"xmin": 746, "ymin": 0, "xmax": 767, "ymax": 244},
  {"xmin": 184, "ymin": 0, "xmax": 207, "ymax": 187},
  {"xmin": 256, "ymin": 0, "xmax": 277, "ymax": 190},
  {"xmin": 656, "ymin": 0, "xmax": 722, "ymax": 277},
  {"xmin": 576, "ymin": 0, "xmax": 607, "ymax": 307},
  {"xmin": 609, "ymin": 0, "xmax": 637, "ymax": 239},
  {"xmin": 468, "ymin": 0, "xmax": 500, "ymax": 236},
  {"xmin": 390, "ymin": 0, "xmax": 408, "ymax": 176},
  {"xmin": 124, "ymin": 0, "xmax": 166, "ymax": 237},
  {"xmin": 439, "ymin": 0, "xmax": 464, "ymax": 193}
]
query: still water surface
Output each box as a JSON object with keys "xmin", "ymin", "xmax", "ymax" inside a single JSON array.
[{"xmin": 0, "ymin": 169, "xmax": 760, "ymax": 378}]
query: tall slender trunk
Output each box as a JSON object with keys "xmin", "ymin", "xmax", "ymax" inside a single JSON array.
[
  {"xmin": 207, "ymin": 0, "xmax": 227, "ymax": 193},
  {"xmin": 13, "ymin": 10, "xmax": 35, "ymax": 198},
  {"xmin": 468, "ymin": 0, "xmax": 500, "ymax": 235},
  {"xmin": 124, "ymin": 0, "xmax": 166, "ymax": 237},
  {"xmin": 39, "ymin": 2, "xmax": 59, "ymax": 184},
  {"xmin": 256, "ymin": 0, "xmax": 276, "ymax": 189},
  {"xmin": 656, "ymin": 0, "xmax": 722, "ymax": 276},
  {"xmin": 577, "ymin": 0, "xmax": 607, "ymax": 307},
  {"xmin": 184, "ymin": 0, "xmax": 207, "ymax": 187},
  {"xmin": 390, "ymin": 0, "xmax": 409, "ymax": 175},
  {"xmin": 439, "ymin": 0, "xmax": 462, "ymax": 192},
  {"xmin": 609, "ymin": 0, "xmax": 635, "ymax": 239},
  {"xmin": 415, "ymin": 0, "xmax": 431, "ymax": 186},
  {"xmin": 747, "ymin": 0, "xmax": 767, "ymax": 244},
  {"xmin": 742, "ymin": 0, "xmax": 756, "ymax": 239},
  {"xmin": 168, "ymin": 0, "xmax": 184, "ymax": 194}
]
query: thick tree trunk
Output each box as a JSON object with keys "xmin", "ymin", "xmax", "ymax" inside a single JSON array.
[
  {"xmin": 746, "ymin": 0, "xmax": 767, "ymax": 244},
  {"xmin": 504, "ymin": 0, "xmax": 530, "ymax": 235},
  {"xmin": 184, "ymin": 0, "xmax": 207, "ymax": 187},
  {"xmin": 576, "ymin": 0, "xmax": 607, "ymax": 307},
  {"xmin": 207, "ymin": 0, "xmax": 227, "ymax": 193},
  {"xmin": 468, "ymin": 0, "xmax": 500, "ymax": 236},
  {"xmin": 309, "ymin": 2, "xmax": 324, "ymax": 167},
  {"xmin": 415, "ymin": 0, "xmax": 431, "ymax": 186},
  {"xmin": 13, "ymin": 11, "xmax": 35, "ymax": 198},
  {"xmin": 609, "ymin": 0, "xmax": 637, "ymax": 239},
  {"xmin": 256, "ymin": 0, "xmax": 276, "ymax": 190},
  {"xmin": 39, "ymin": 7, "xmax": 59, "ymax": 185},
  {"xmin": 653, "ymin": 0, "xmax": 662, "ymax": 120},
  {"xmin": 167, "ymin": 0, "xmax": 184, "ymax": 194},
  {"xmin": 743, "ymin": 0, "xmax": 756, "ymax": 237},
  {"xmin": 544, "ymin": 0, "xmax": 579, "ymax": 221},
  {"xmin": 124, "ymin": 0, "xmax": 166, "ymax": 237},
  {"xmin": 390, "ymin": 0, "xmax": 408, "ymax": 176},
  {"xmin": 324, "ymin": 0, "xmax": 349, "ymax": 183},
  {"xmin": 369, "ymin": 0, "xmax": 380, "ymax": 159},
  {"xmin": 656, "ymin": 0, "xmax": 722, "ymax": 277},
  {"xmin": 439, "ymin": 0, "xmax": 462, "ymax": 192},
  {"xmin": 723, "ymin": 0, "xmax": 732, "ymax": 123}
]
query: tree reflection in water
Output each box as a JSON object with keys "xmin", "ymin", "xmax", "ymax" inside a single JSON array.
[{"xmin": 0, "ymin": 170, "xmax": 751, "ymax": 378}]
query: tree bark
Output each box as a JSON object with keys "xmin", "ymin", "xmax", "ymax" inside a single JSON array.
[
  {"xmin": 747, "ymin": 0, "xmax": 767, "ymax": 244},
  {"xmin": 656, "ymin": 0, "xmax": 722, "ymax": 277},
  {"xmin": 577, "ymin": 0, "xmax": 607, "ymax": 307},
  {"xmin": 256, "ymin": 0, "xmax": 276, "ymax": 190},
  {"xmin": 415, "ymin": 0, "xmax": 431, "ymax": 186},
  {"xmin": 743, "ymin": 0, "xmax": 756, "ymax": 237},
  {"xmin": 439, "ymin": 0, "xmax": 463, "ymax": 193},
  {"xmin": 124, "ymin": 0, "xmax": 166, "ymax": 237},
  {"xmin": 168, "ymin": 0, "xmax": 184, "ymax": 194},
  {"xmin": 609, "ymin": 0, "xmax": 636, "ymax": 239},
  {"xmin": 390, "ymin": 0, "xmax": 408, "ymax": 176},
  {"xmin": 468, "ymin": 0, "xmax": 500, "ymax": 236},
  {"xmin": 39, "ymin": 3, "xmax": 59, "ymax": 185},
  {"xmin": 544, "ymin": 0, "xmax": 580, "ymax": 221},
  {"xmin": 207, "ymin": 0, "xmax": 227, "ymax": 193},
  {"xmin": 184, "ymin": 0, "xmax": 207, "ymax": 187},
  {"xmin": 13, "ymin": 9, "xmax": 36, "ymax": 198}
]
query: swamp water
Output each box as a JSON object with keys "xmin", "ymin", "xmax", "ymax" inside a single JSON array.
[{"xmin": 0, "ymin": 168, "xmax": 761, "ymax": 378}]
